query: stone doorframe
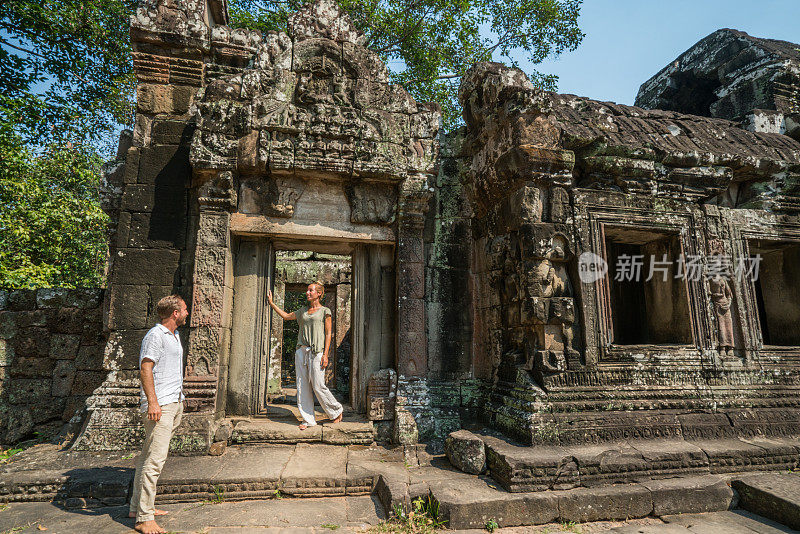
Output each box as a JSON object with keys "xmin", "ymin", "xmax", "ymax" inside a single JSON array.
[{"xmin": 187, "ymin": 204, "xmax": 410, "ymax": 417}]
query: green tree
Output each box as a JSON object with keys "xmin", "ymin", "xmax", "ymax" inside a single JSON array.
[
  {"xmin": 0, "ymin": 0, "xmax": 136, "ymax": 149},
  {"xmin": 231, "ymin": 0, "xmax": 584, "ymax": 129},
  {"xmin": 0, "ymin": 121, "xmax": 109, "ymax": 290}
]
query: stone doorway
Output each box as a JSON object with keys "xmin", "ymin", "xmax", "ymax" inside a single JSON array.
[
  {"xmin": 269, "ymin": 250, "xmax": 352, "ymax": 413},
  {"xmin": 226, "ymin": 238, "xmax": 394, "ymax": 419}
]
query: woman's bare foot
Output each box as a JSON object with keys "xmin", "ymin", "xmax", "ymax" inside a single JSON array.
[
  {"xmin": 129, "ymin": 509, "xmax": 168, "ymax": 519},
  {"xmin": 331, "ymin": 413, "xmax": 343, "ymax": 423},
  {"xmin": 135, "ymin": 519, "xmax": 166, "ymax": 534},
  {"xmin": 298, "ymin": 423, "xmax": 308, "ymax": 430}
]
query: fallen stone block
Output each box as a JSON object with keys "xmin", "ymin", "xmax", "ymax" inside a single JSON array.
[{"xmin": 445, "ymin": 430, "xmax": 486, "ymax": 474}]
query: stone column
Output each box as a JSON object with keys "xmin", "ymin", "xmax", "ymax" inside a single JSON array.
[
  {"xmin": 186, "ymin": 172, "xmax": 237, "ymax": 414},
  {"xmin": 396, "ymin": 174, "xmax": 433, "ymax": 376}
]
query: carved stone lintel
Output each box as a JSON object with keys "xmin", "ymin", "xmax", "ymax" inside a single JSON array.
[{"xmin": 198, "ymin": 170, "xmax": 237, "ymax": 210}]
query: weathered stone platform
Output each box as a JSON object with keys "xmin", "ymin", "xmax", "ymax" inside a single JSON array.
[
  {"xmin": 446, "ymin": 429, "xmax": 800, "ymax": 493},
  {"xmin": 3, "ymin": 441, "xmax": 800, "ymax": 531},
  {"xmin": 229, "ymin": 419, "xmax": 373, "ymax": 446}
]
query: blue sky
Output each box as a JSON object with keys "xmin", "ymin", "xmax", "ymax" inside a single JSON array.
[{"xmin": 516, "ymin": 0, "xmax": 800, "ymax": 106}]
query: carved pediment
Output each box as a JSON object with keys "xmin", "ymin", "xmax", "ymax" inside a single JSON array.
[{"xmin": 190, "ymin": 1, "xmax": 439, "ymax": 185}]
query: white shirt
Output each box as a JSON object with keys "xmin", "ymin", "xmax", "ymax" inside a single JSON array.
[{"xmin": 139, "ymin": 323, "xmax": 185, "ymax": 411}]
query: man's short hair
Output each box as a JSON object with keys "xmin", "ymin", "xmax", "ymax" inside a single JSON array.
[{"xmin": 156, "ymin": 295, "xmax": 184, "ymax": 321}]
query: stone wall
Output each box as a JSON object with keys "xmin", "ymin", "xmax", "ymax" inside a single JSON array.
[{"xmin": 0, "ymin": 289, "xmax": 106, "ymax": 446}]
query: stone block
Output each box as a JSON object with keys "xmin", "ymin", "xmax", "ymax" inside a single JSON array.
[
  {"xmin": 733, "ymin": 473, "xmax": 800, "ymax": 531},
  {"xmin": 8, "ymin": 290, "xmax": 36, "ymax": 311},
  {"xmin": 0, "ymin": 313, "xmax": 17, "ymax": 339},
  {"xmin": 53, "ymin": 308, "xmax": 85, "ymax": 334},
  {"xmin": 445, "ymin": 430, "xmax": 486, "ymax": 474},
  {"xmin": 123, "ymin": 148, "xmax": 141, "ymax": 184},
  {"xmin": 137, "ymin": 144, "xmax": 191, "ymax": 186},
  {"xmin": 398, "ymin": 235, "xmax": 424, "ymax": 264},
  {"xmin": 1, "ymin": 406, "xmax": 33, "ymax": 443},
  {"xmin": 193, "ymin": 246, "xmax": 228, "ymax": 287},
  {"xmin": 128, "ymin": 211, "xmax": 187, "ymax": 249},
  {"xmin": 137, "ymin": 84, "xmax": 172, "ymax": 114},
  {"xmin": 120, "ymin": 183, "xmax": 187, "ymax": 214},
  {"xmin": 150, "ymin": 119, "xmax": 195, "ymax": 145},
  {"xmin": 9, "ymin": 356, "xmax": 55, "ymax": 378},
  {"xmin": 172, "ymin": 85, "xmax": 196, "ymax": 114},
  {"xmin": 397, "ymin": 331, "xmax": 426, "ymax": 376},
  {"xmin": 197, "ymin": 212, "xmax": 230, "ymax": 248},
  {"xmin": 76, "ymin": 345, "xmax": 104, "ymax": 371},
  {"xmin": 190, "ymin": 284, "xmax": 229, "ymax": 327},
  {"xmin": 35, "ymin": 288, "xmax": 69, "ymax": 308},
  {"xmin": 643, "ymin": 475, "xmax": 735, "ymax": 516},
  {"xmin": 0, "ymin": 290, "xmax": 7, "ymax": 310},
  {"xmin": 13, "ymin": 328, "xmax": 50, "ymax": 357},
  {"xmin": 108, "ymin": 284, "xmax": 150, "ymax": 329},
  {"xmin": 112, "ymin": 249, "xmax": 181, "ymax": 286},
  {"xmin": 71, "ymin": 371, "xmax": 107, "ymax": 396},
  {"xmin": 104, "ymin": 329, "xmax": 154, "ymax": 370},
  {"xmin": 63, "ymin": 289, "xmax": 103, "ymax": 309},
  {"xmin": 399, "ymin": 263, "xmax": 425, "ymax": 300},
  {"xmin": 52, "ymin": 360, "xmax": 77, "ymax": 397},
  {"xmin": 0, "ymin": 339, "xmax": 12, "ymax": 366},
  {"xmin": 398, "ymin": 298, "xmax": 425, "ymax": 335},
  {"xmin": 13, "ymin": 310, "xmax": 49, "ymax": 328},
  {"xmin": 431, "ymin": 476, "xmax": 559, "ymax": 529},
  {"xmin": 557, "ymin": 484, "xmax": 653, "ymax": 523},
  {"xmin": 8, "ymin": 378, "xmax": 51, "ymax": 405}
]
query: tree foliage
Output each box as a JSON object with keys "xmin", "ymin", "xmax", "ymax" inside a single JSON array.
[
  {"xmin": 0, "ymin": 122, "xmax": 109, "ymax": 289},
  {"xmin": 231, "ymin": 0, "xmax": 584, "ymax": 129},
  {"xmin": 0, "ymin": 0, "xmax": 136, "ymax": 149}
]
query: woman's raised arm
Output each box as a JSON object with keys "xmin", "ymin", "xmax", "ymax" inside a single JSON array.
[{"xmin": 267, "ymin": 290, "xmax": 296, "ymax": 321}]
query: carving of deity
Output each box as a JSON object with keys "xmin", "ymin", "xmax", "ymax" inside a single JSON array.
[{"xmin": 709, "ymin": 274, "xmax": 734, "ymax": 356}]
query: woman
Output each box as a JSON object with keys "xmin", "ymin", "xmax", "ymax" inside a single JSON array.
[{"xmin": 267, "ymin": 282, "xmax": 344, "ymax": 429}]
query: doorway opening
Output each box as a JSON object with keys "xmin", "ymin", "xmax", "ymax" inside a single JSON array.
[
  {"xmin": 268, "ymin": 250, "xmax": 353, "ymax": 416},
  {"xmin": 749, "ymin": 239, "xmax": 800, "ymax": 346}
]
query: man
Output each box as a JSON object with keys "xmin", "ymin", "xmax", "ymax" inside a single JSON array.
[{"xmin": 129, "ymin": 295, "xmax": 188, "ymax": 534}]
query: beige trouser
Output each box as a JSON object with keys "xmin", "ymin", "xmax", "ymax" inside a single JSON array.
[
  {"xmin": 295, "ymin": 346, "xmax": 343, "ymax": 426},
  {"xmin": 130, "ymin": 402, "xmax": 183, "ymax": 522}
]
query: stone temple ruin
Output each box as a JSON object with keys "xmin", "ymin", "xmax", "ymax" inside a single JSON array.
[{"xmin": 3, "ymin": 0, "xmax": 800, "ymax": 501}]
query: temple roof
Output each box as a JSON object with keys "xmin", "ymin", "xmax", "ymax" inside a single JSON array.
[{"xmin": 549, "ymin": 93, "xmax": 800, "ymax": 175}]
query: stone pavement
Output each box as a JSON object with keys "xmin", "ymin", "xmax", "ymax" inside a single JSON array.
[{"xmin": 0, "ymin": 500, "xmax": 794, "ymax": 534}]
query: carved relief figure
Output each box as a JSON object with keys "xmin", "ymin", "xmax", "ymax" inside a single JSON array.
[{"xmin": 710, "ymin": 274, "xmax": 734, "ymax": 357}]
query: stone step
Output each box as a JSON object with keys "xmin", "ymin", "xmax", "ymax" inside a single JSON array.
[
  {"xmin": 446, "ymin": 429, "xmax": 800, "ymax": 492},
  {"xmin": 229, "ymin": 418, "xmax": 374, "ymax": 445},
  {"xmin": 374, "ymin": 458, "xmax": 741, "ymax": 530},
  {"xmin": 732, "ymin": 472, "xmax": 800, "ymax": 531},
  {"xmin": 0, "ymin": 442, "xmax": 401, "ymax": 508},
  {"xmin": 155, "ymin": 443, "xmax": 376, "ymax": 503}
]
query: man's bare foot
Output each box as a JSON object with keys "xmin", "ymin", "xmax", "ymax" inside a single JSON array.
[
  {"xmin": 135, "ymin": 519, "xmax": 166, "ymax": 534},
  {"xmin": 129, "ymin": 510, "xmax": 168, "ymax": 519},
  {"xmin": 331, "ymin": 413, "xmax": 343, "ymax": 423}
]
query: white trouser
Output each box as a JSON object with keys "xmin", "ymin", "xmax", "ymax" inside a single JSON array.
[
  {"xmin": 130, "ymin": 402, "xmax": 183, "ymax": 522},
  {"xmin": 295, "ymin": 346, "xmax": 343, "ymax": 426}
]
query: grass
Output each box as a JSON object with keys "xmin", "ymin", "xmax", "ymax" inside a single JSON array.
[
  {"xmin": 321, "ymin": 524, "xmax": 340, "ymax": 530},
  {"xmin": 485, "ymin": 518, "xmax": 498, "ymax": 532},
  {"xmin": 559, "ymin": 520, "xmax": 582, "ymax": 533},
  {"xmin": 370, "ymin": 496, "xmax": 446, "ymax": 534},
  {"xmin": 272, "ymin": 489, "xmax": 283, "ymax": 500},
  {"xmin": 211, "ymin": 485, "xmax": 224, "ymax": 504},
  {"xmin": 0, "ymin": 449, "xmax": 23, "ymax": 465}
]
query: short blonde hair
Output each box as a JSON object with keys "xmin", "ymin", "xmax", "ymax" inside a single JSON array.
[{"xmin": 156, "ymin": 295, "xmax": 184, "ymax": 320}]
